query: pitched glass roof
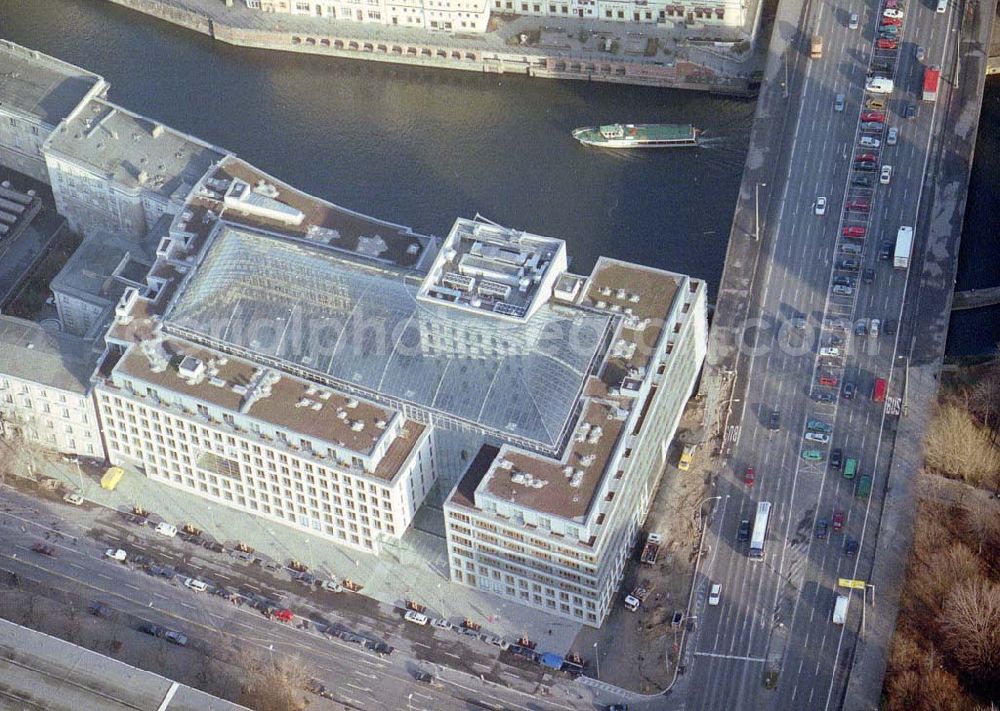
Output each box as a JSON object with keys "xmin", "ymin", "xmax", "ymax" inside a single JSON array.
[{"xmin": 165, "ymin": 226, "xmax": 611, "ymax": 451}]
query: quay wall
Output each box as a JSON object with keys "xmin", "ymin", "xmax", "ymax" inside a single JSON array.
[{"xmin": 104, "ymin": 0, "xmax": 753, "ymax": 94}]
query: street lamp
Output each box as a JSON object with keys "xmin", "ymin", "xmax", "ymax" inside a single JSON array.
[
  {"xmin": 697, "ymin": 495, "xmax": 723, "ymax": 530},
  {"xmin": 754, "ymin": 182, "xmax": 767, "ymax": 241},
  {"xmin": 593, "ymin": 641, "xmax": 600, "ymax": 679}
]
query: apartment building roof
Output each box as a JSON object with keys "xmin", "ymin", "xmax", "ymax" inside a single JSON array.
[
  {"xmin": 0, "ymin": 40, "xmax": 105, "ymax": 126},
  {"xmin": 199, "ymin": 157, "xmax": 433, "ymax": 269},
  {"xmin": 50, "ymin": 228, "xmax": 158, "ymax": 308},
  {"xmin": 164, "ymin": 223, "xmax": 611, "ymax": 451},
  {"xmin": 44, "ymin": 98, "xmax": 226, "ymax": 199},
  {"xmin": 448, "ymin": 260, "xmax": 689, "ymax": 521},
  {"xmin": 115, "ymin": 335, "xmax": 407, "ymax": 463},
  {"xmin": 0, "ymin": 316, "xmax": 100, "ymax": 394}
]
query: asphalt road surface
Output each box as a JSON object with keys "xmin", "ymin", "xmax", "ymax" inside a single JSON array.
[{"xmin": 678, "ymin": 0, "xmax": 960, "ymax": 709}]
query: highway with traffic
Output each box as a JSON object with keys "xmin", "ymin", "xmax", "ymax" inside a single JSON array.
[{"xmin": 680, "ymin": 0, "xmax": 960, "ymax": 708}]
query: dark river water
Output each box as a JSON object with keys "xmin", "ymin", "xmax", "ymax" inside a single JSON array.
[{"xmin": 0, "ymin": 0, "xmax": 996, "ymax": 353}]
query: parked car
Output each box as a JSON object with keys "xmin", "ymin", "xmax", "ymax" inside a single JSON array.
[
  {"xmin": 184, "ymin": 577, "xmax": 208, "ymax": 592},
  {"xmin": 881, "ymin": 15, "xmax": 903, "ymax": 25},
  {"xmin": 88, "ymin": 601, "xmax": 112, "ymax": 618},
  {"xmin": 31, "ymin": 543, "xmax": 56, "ymax": 557},
  {"xmin": 802, "ymin": 450, "xmax": 825, "ymax": 462},
  {"xmin": 431, "ymin": 617, "xmax": 454, "ymax": 630},
  {"xmin": 164, "ymin": 630, "xmax": 188, "ymax": 646},
  {"xmin": 855, "ymin": 161, "xmax": 878, "ymax": 171},
  {"xmin": 833, "ymin": 285, "xmax": 854, "ymax": 296},
  {"xmin": 883, "ymin": 8, "xmax": 904, "ymax": 18},
  {"xmin": 837, "ymin": 257, "xmax": 861, "ymax": 271},
  {"xmin": 154, "ymin": 522, "xmax": 177, "ymax": 538},
  {"xmin": 737, "ymin": 519, "xmax": 751, "ymax": 541},
  {"xmin": 860, "ymin": 121, "xmax": 884, "ymax": 133},
  {"xmin": 876, "ymin": 38, "xmax": 898, "ymax": 50},
  {"xmin": 833, "ymin": 275, "xmax": 855, "ymax": 287},
  {"xmin": 846, "ymin": 197, "xmax": 871, "ymax": 211},
  {"xmin": 819, "ymin": 374, "xmax": 839, "ymax": 387},
  {"xmin": 805, "ymin": 432, "xmax": 830, "ymax": 444},
  {"xmin": 63, "ymin": 492, "xmax": 85, "ymax": 505},
  {"xmin": 843, "ymin": 226, "xmax": 867, "ymax": 238},
  {"xmin": 414, "ymin": 671, "xmax": 435, "ymax": 684},
  {"xmin": 813, "ymin": 391, "xmax": 836, "ymax": 403},
  {"xmin": 852, "ymin": 174, "xmax": 875, "ymax": 187},
  {"xmin": 861, "ymin": 111, "xmax": 885, "ymax": 122},
  {"xmin": 855, "ymin": 152, "xmax": 878, "ymax": 163},
  {"xmin": 404, "ymin": 610, "xmax": 430, "ymax": 625},
  {"xmin": 865, "ymin": 99, "xmax": 887, "ymax": 111},
  {"xmin": 105, "ymin": 548, "xmax": 127, "ymax": 562},
  {"xmin": 807, "ymin": 419, "xmax": 833, "ymax": 433}
]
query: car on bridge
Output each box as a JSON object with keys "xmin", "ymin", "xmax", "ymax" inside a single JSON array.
[
  {"xmin": 916, "ymin": 45, "xmax": 926, "ymax": 61},
  {"xmin": 768, "ymin": 411, "xmax": 781, "ymax": 430},
  {"xmin": 835, "ymin": 94, "xmax": 846, "ymax": 112},
  {"xmin": 708, "ymin": 583, "xmax": 722, "ymax": 606}
]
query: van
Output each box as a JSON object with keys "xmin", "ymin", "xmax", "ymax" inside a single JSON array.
[
  {"xmin": 100, "ymin": 466, "xmax": 124, "ymax": 491},
  {"xmin": 856, "ymin": 474, "xmax": 873, "ymax": 499},
  {"xmin": 832, "ymin": 594, "xmax": 849, "ymax": 625},
  {"xmin": 936, "ymin": 0, "xmax": 947, "ymax": 12},
  {"xmin": 844, "ymin": 458, "xmax": 858, "ymax": 480},
  {"xmin": 866, "ymin": 77, "xmax": 894, "ymax": 94},
  {"xmin": 184, "ymin": 577, "xmax": 208, "ymax": 592},
  {"xmin": 404, "ymin": 610, "xmax": 429, "ymax": 625},
  {"xmin": 154, "ymin": 522, "xmax": 177, "ymax": 538}
]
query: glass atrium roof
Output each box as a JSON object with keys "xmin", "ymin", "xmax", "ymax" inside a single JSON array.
[{"xmin": 165, "ymin": 227, "xmax": 611, "ymax": 450}]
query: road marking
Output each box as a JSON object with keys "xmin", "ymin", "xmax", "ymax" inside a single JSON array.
[
  {"xmin": 413, "ymin": 641, "xmax": 431, "ymax": 649},
  {"xmin": 345, "ymin": 683, "xmax": 371, "ymax": 693},
  {"xmin": 694, "ymin": 651, "xmax": 767, "ymax": 663}
]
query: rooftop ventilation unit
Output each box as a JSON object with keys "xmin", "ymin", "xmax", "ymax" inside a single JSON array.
[
  {"xmin": 350, "ymin": 420, "xmax": 365, "ymax": 432},
  {"xmin": 569, "ymin": 470, "xmax": 584, "ymax": 488},
  {"xmin": 346, "ymin": 398, "xmax": 359, "ymax": 409},
  {"xmin": 178, "ymin": 356, "xmax": 205, "ymax": 380}
]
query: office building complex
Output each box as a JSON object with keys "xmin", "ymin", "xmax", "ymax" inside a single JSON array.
[
  {"xmin": 0, "ymin": 41, "xmax": 707, "ymax": 624},
  {"xmin": 248, "ymin": 0, "xmax": 491, "ymax": 33}
]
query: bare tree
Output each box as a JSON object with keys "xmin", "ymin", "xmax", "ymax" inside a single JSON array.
[
  {"xmin": 963, "ymin": 497, "xmax": 1000, "ymax": 555},
  {"xmin": 233, "ymin": 648, "xmax": 308, "ymax": 711},
  {"xmin": 940, "ymin": 578, "xmax": 1000, "ymax": 684},
  {"xmin": 969, "ymin": 372, "xmax": 1000, "ymax": 439},
  {"xmin": 924, "ymin": 403, "xmax": 1000, "ymax": 486}
]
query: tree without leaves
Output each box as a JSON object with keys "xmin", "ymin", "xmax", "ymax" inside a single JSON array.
[
  {"xmin": 923, "ymin": 403, "xmax": 1000, "ymax": 486},
  {"xmin": 940, "ymin": 578, "xmax": 1000, "ymax": 684},
  {"xmin": 234, "ymin": 648, "xmax": 308, "ymax": 711},
  {"xmin": 963, "ymin": 497, "xmax": 1000, "ymax": 556}
]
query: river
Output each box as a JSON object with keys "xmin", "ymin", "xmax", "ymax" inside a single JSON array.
[{"xmin": 0, "ymin": 0, "xmax": 995, "ymax": 353}]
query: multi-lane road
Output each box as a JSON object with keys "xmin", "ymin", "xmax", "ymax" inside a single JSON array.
[{"xmin": 682, "ymin": 0, "xmax": 960, "ymax": 709}]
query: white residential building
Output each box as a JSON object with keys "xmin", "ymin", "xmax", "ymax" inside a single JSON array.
[
  {"xmin": 0, "ymin": 40, "xmax": 107, "ymax": 184},
  {"xmin": 492, "ymin": 0, "xmax": 743, "ymax": 27},
  {"xmin": 250, "ymin": 0, "xmax": 491, "ymax": 34},
  {"xmin": 0, "ymin": 316, "xmax": 104, "ymax": 459}
]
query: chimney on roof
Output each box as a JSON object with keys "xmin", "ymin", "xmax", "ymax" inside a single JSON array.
[{"xmin": 152, "ymin": 124, "xmax": 164, "ymax": 138}]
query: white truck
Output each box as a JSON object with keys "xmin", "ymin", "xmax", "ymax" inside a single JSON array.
[
  {"xmin": 624, "ymin": 581, "xmax": 653, "ymax": 612},
  {"xmin": 832, "ymin": 594, "xmax": 849, "ymax": 625},
  {"xmin": 894, "ymin": 226, "xmax": 914, "ymax": 269}
]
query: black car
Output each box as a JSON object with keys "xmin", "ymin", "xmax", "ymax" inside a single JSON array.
[
  {"xmin": 737, "ymin": 519, "xmax": 751, "ymax": 542},
  {"xmin": 904, "ymin": 103, "xmax": 916, "ymax": 118},
  {"xmin": 833, "ymin": 276, "xmax": 855, "ymax": 288},
  {"xmin": 852, "ymin": 175, "xmax": 875, "ymax": 187},
  {"xmin": 605, "ymin": 705, "xmax": 630, "ymax": 711},
  {"xmin": 768, "ymin": 411, "xmax": 781, "ymax": 431},
  {"xmin": 854, "ymin": 162, "xmax": 878, "ymax": 171},
  {"xmin": 815, "ymin": 520, "xmax": 829, "ymax": 539},
  {"xmin": 884, "ymin": 318, "xmax": 898, "ymax": 336},
  {"xmin": 845, "ymin": 538, "xmax": 859, "ymax": 556},
  {"xmin": 872, "ymin": 61, "xmax": 893, "ymax": 73},
  {"xmin": 813, "ymin": 391, "xmax": 836, "ymax": 403},
  {"xmin": 830, "ymin": 448, "xmax": 843, "ymax": 469},
  {"xmin": 862, "ymin": 268, "xmax": 876, "ymax": 284},
  {"xmin": 879, "ymin": 240, "xmax": 893, "ymax": 260},
  {"xmin": 414, "ymin": 671, "xmax": 434, "ymax": 683},
  {"xmin": 837, "ymin": 258, "xmax": 861, "ymax": 271},
  {"xmin": 843, "ymin": 382, "xmax": 856, "ymax": 399},
  {"xmin": 88, "ymin": 601, "xmax": 112, "ymax": 618},
  {"xmin": 138, "ymin": 623, "xmax": 164, "ymax": 637}
]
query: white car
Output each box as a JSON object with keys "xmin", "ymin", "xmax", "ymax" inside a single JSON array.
[
  {"xmin": 404, "ymin": 610, "xmax": 429, "ymax": 625},
  {"xmin": 814, "ymin": 196, "xmax": 827, "ymax": 215},
  {"xmin": 805, "ymin": 432, "xmax": 831, "ymax": 444},
  {"xmin": 184, "ymin": 577, "xmax": 208, "ymax": 592},
  {"xmin": 320, "ymin": 579, "xmax": 343, "ymax": 593},
  {"xmin": 866, "ymin": 77, "xmax": 894, "ymax": 94},
  {"xmin": 105, "ymin": 548, "xmax": 127, "ymax": 562},
  {"xmin": 886, "ymin": 127, "xmax": 899, "ymax": 145},
  {"xmin": 870, "ymin": 319, "xmax": 881, "ymax": 337},
  {"xmin": 154, "ymin": 522, "xmax": 177, "ymax": 538},
  {"xmin": 859, "ymin": 136, "xmax": 881, "ymax": 148},
  {"xmin": 708, "ymin": 583, "xmax": 722, "ymax": 606},
  {"xmin": 883, "ymin": 8, "xmax": 904, "ymax": 18},
  {"xmin": 880, "ymin": 165, "xmax": 893, "ymax": 184},
  {"xmin": 819, "ymin": 347, "xmax": 841, "ymax": 358},
  {"xmin": 431, "ymin": 617, "xmax": 454, "ymax": 630},
  {"xmin": 63, "ymin": 492, "xmax": 85, "ymax": 505},
  {"xmin": 849, "ymin": 12, "xmax": 859, "ymax": 29}
]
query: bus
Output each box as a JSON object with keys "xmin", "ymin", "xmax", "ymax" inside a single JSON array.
[
  {"xmin": 749, "ymin": 501, "xmax": 772, "ymax": 561},
  {"xmin": 100, "ymin": 466, "xmax": 124, "ymax": 491},
  {"xmin": 872, "ymin": 377, "xmax": 887, "ymax": 403}
]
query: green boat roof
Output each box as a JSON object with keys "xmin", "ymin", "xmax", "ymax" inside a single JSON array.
[{"xmin": 589, "ymin": 123, "xmax": 696, "ymax": 141}]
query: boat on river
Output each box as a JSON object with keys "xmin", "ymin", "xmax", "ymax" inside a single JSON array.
[{"xmin": 571, "ymin": 123, "xmax": 700, "ymax": 148}]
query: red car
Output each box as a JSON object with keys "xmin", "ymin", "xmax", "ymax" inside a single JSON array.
[
  {"xmin": 861, "ymin": 111, "xmax": 886, "ymax": 122},
  {"xmin": 843, "ymin": 225, "xmax": 867, "ymax": 238},
  {"xmin": 855, "ymin": 152, "xmax": 878, "ymax": 163},
  {"xmin": 833, "ymin": 510, "xmax": 845, "ymax": 532},
  {"xmin": 31, "ymin": 543, "xmax": 56, "ymax": 556},
  {"xmin": 819, "ymin": 374, "xmax": 839, "ymax": 387},
  {"xmin": 274, "ymin": 608, "xmax": 294, "ymax": 623},
  {"xmin": 744, "ymin": 467, "xmax": 755, "ymax": 486},
  {"xmin": 881, "ymin": 15, "xmax": 902, "ymax": 24},
  {"xmin": 877, "ymin": 38, "xmax": 899, "ymax": 50},
  {"xmin": 846, "ymin": 198, "xmax": 871, "ymax": 211}
]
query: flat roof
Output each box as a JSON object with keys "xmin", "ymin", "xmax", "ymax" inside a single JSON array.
[
  {"xmin": 116, "ymin": 336, "xmax": 415, "ymax": 468},
  {"xmin": 481, "ymin": 400, "xmax": 626, "ymax": 520},
  {"xmin": 44, "ymin": 98, "xmax": 226, "ymax": 199},
  {"xmin": 0, "ymin": 315, "xmax": 100, "ymax": 394},
  {"xmin": 203, "ymin": 157, "xmax": 433, "ymax": 269},
  {"xmin": 165, "ymin": 224, "xmax": 611, "ymax": 451},
  {"xmin": 0, "ymin": 40, "xmax": 104, "ymax": 126},
  {"xmin": 50, "ymin": 230, "xmax": 156, "ymax": 306},
  {"xmin": 418, "ymin": 218, "xmax": 565, "ymax": 320}
]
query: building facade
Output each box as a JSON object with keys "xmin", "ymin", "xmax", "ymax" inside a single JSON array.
[
  {"xmin": 0, "ymin": 41, "xmax": 107, "ymax": 184},
  {"xmin": 249, "ymin": 0, "xmax": 491, "ymax": 33},
  {"xmin": 491, "ymin": 0, "xmax": 743, "ymax": 27},
  {"xmin": 42, "ymin": 98, "xmax": 227, "ymax": 240},
  {"xmin": 0, "ymin": 317, "xmax": 104, "ymax": 459}
]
